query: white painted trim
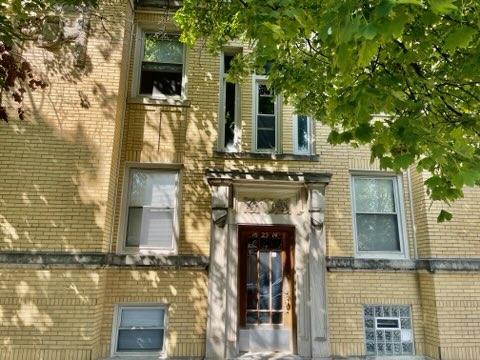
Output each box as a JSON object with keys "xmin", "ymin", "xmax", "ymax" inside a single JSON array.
[
  {"xmin": 292, "ymin": 114, "xmax": 313, "ymax": 155},
  {"xmin": 116, "ymin": 164, "xmax": 181, "ymax": 255},
  {"xmin": 350, "ymin": 172, "xmax": 409, "ymax": 259},
  {"xmin": 252, "ymin": 75, "xmax": 281, "ymax": 153},
  {"xmin": 218, "ymin": 51, "xmax": 241, "ymax": 152},
  {"xmin": 110, "ymin": 304, "xmax": 169, "ymax": 358},
  {"xmin": 131, "ymin": 25, "xmax": 187, "ymax": 101}
]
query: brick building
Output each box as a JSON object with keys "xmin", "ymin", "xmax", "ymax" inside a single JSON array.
[{"xmin": 0, "ymin": 1, "xmax": 479, "ymax": 359}]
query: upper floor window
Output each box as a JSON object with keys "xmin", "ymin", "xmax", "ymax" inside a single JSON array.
[
  {"xmin": 254, "ymin": 79, "xmax": 278, "ymax": 152},
  {"xmin": 351, "ymin": 175, "xmax": 406, "ymax": 258},
  {"xmin": 293, "ymin": 114, "xmax": 312, "ymax": 154},
  {"xmin": 138, "ymin": 32, "xmax": 184, "ymax": 98},
  {"xmin": 111, "ymin": 305, "xmax": 167, "ymax": 356},
  {"xmin": 219, "ymin": 50, "xmax": 241, "ymax": 151},
  {"xmin": 123, "ymin": 169, "xmax": 179, "ymax": 253}
]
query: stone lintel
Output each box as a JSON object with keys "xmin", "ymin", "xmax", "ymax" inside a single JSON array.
[{"xmin": 206, "ymin": 169, "xmax": 332, "ymax": 185}]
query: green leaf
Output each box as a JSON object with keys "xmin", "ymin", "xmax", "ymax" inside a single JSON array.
[
  {"xmin": 437, "ymin": 209, "xmax": 453, "ymax": 222},
  {"xmin": 444, "ymin": 27, "xmax": 477, "ymax": 51},
  {"xmin": 428, "ymin": 0, "xmax": 457, "ymax": 14},
  {"xmin": 358, "ymin": 40, "xmax": 378, "ymax": 66},
  {"xmin": 396, "ymin": 0, "xmax": 422, "ymax": 4}
]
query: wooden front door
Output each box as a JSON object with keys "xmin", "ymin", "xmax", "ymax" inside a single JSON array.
[{"xmin": 238, "ymin": 225, "xmax": 295, "ymax": 352}]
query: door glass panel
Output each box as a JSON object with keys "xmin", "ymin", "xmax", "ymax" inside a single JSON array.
[
  {"xmin": 244, "ymin": 231, "xmax": 288, "ymax": 326},
  {"xmin": 258, "ymin": 251, "xmax": 270, "ymax": 310},
  {"xmin": 271, "ymin": 252, "xmax": 282, "ymax": 310}
]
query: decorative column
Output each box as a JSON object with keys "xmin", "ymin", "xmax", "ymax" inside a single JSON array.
[
  {"xmin": 308, "ymin": 184, "xmax": 331, "ymax": 359},
  {"xmin": 205, "ymin": 180, "xmax": 231, "ymax": 359}
]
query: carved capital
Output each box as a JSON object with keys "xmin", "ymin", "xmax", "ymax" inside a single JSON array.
[{"xmin": 311, "ymin": 211, "xmax": 324, "ymax": 229}]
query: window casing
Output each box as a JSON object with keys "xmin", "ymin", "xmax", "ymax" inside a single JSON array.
[
  {"xmin": 363, "ymin": 305, "xmax": 414, "ymax": 356},
  {"xmin": 111, "ymin": 305, "xmax": 167, "ymax": 357},
  {"xmin": 122, "ymin": 168, "xmax": 179, "ymax": 254},
  {"xmin": 351, "ymin": 174, "xmax": 407, "ymax": 258},
  {"xmin": 293, "ymin": 114, "xmax": 312, "ymax": 154},
  {"xmin": 219, "ymin": 51, "xmax": 241, "ymax": 151},
  {"xmin": 253, "ymin": 77, "xmax": 279, "ymax": 152},
  {"xmin": 135, "ymin": 30, "xmax": 185, "ymax": 99}
]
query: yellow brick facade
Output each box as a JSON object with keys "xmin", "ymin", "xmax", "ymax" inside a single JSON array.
[{"xmin": 0, "ymin": 1, "xmax": 479, "ymax": 359}]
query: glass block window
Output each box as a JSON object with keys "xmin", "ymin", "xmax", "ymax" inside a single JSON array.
[
  {"xmin": 112, "ymin": 306, "xmax": 166, "ymax": 355},
  {"xmin": 352, "ymin": 175, "xmax": 405, "ymax": 256},
  {"xmin": 364, "ymin": 305, "xmax": 414, "ymax": 356}
]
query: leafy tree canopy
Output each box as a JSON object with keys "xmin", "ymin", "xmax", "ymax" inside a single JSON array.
[
  {"xmin": 0, "ymin": 0, "xmax": 96, "ymax": 121},
  {"xmin": 176, "ymin": 0, "xmax": 480, "ymax": 221}
]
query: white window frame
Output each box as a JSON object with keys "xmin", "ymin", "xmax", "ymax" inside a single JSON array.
[
  {"xmin": 292, "ymin": 114, "xmax": 313, "ymax": 155},
  {"xmin": 110, "ymin": 304, "xmax": 168, "ymax": 358},
  {"xmin": 350, "ymin": 172, "xmax": 408, "ymax": 259},
  {"xmin": 117, "ymin": 164, "xmax": 181, "ymax": 255},
  {"xmin": 252, "ymin": 75, "xmax": 281, "ymax": 153},
  {"xmin": 131, "ymin": 25, "xmax": 187, "ymax": 101},
  {"xmin": 218, "ymin": 49, "xmax": 241, "ymax": 152}
]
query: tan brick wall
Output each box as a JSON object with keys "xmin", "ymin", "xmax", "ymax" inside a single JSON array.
[
  {"xmin": 99, "ymin": 269, "xmax": 208, "ymax": 358},
  {"xmin": 0, "ymin": 0, "xmax": 131, "ymax": 252},
  {"xmin": 327, "ymin": 271, "xmax": 425, "ymax": 357}
]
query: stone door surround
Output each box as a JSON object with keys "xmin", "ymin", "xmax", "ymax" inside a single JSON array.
[{"xmin": 205, "ymin": 169, "xmax": 331, "ymax": 360}]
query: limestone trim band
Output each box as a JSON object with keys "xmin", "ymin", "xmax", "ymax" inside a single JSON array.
[
  {"xmin": 0, "ymin": 252, "xmax": 209, "ymax": 269},
  {"xmin": 327, "ymin": 256, "xmax": 480, "ymax": 272}
]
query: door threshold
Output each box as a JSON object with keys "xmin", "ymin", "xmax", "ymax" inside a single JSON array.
[{"xmin": 236, "ymin": 352, "xmax": 302, "ymax": 360}]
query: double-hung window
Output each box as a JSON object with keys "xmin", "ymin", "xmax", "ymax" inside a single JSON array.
[
  {"xmin": 219, "ymin": 51, "xmax": 240, "ymax": 151},
  {"xmin": 138, "ymin": 32, "xmax": 184, "ymax": 98},
  {"xmin": 351, "ymin": 175, "xmax": 406, "ymax": 257},
  {"xmin": 112, "ymin": 306, "xmax": 166, "ymax": 356},
  {"xmin": 254, "ymin": 79, "xmax": 277, "ymax": 152},
  {"xmin": 124, "ymin": 169, "xmax": 178, "ymax": 253},
  {"xmin": 293, "ymin": 114, "xmax": 312, "ymax": 154}
]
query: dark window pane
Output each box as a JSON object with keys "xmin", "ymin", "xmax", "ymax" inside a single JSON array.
[
  {"xmin": 297, "ymin": 115, "xmax": 309, "ymax": 152},
  {"xmin": 257, "ymin": 115, "xmax": 275, "ymax": 129},
  {"xmin": 139, "ymin": 66, "xmax": 182, "ymax": 96},
  {"xmin": 258, "ymin": 84, "xmax": 272, "ymax": 96},
  {"xmin": 117, "ymin": 329, "xmax": 163, "ymax": 351},
  {"xmin": 257, "ymin": 129, "xmax": 275, "ymax": 150},
  {"xmin": 126, "ymin": 207, "xmax": 142, "ymax": 246},
  {"xmin": 258, "ymin": 312, "xmax": 270, "ymax": 324},
  {"xmin": 356, "ymin": 214, "xmax": 400, "ymax": 251},
  {"xmin": 246, "ymin": 251, "xmax": 258, "ymax": 309},
  {"xmin": 224, "ymin": 82, "xmax": 236, "ymax": 148},
  {"xmin": 258, "ymin": 252, "xmax": 270, "ymax": 310},
  {"xmin": 271, "ymin": 252, "xmax": 282, "ymax": 310},
  {"xmin": 224, "ymin": 54, "xmax": 234, "ymax": 73},
  {"xmin": 246, "ymin": 311, "xmax": 258, "ymax": 325},
  {"xmin": 272, "ymin": 312, "xmax": 282, "ymax": 324},
  {"xmin": 258, "ymin": 95, "xmax": 275, "ymax": 114}
]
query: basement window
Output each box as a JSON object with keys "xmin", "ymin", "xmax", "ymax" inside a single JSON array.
[
  {"xmin": 138, "ymin": 32, "xmax": 184, "ymax": 98},
  {"xmin": 364, "ymin": 305, "xmax": 414, "ymax": 356},
  {"xmin": 111, "ymin": 305, "xmax": 167, "ymax": 357}
]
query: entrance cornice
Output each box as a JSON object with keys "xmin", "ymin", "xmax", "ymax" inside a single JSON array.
[{"xmin": 206, "ymin": 169, "xmax": 332, "ymax": 186}]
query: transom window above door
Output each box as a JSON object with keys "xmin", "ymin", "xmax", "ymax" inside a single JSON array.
[{"xmin": 351, "ymin": 175, "xmax": 407, "ymax": 258}]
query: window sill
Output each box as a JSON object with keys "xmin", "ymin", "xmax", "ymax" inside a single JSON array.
[
  {"xmin": 214, "ymin": 151, "xmax": 320, "ymax": 161},
  {"xmin": 127, "ymin": 96, "xmax": 191, "ymax": 107}
]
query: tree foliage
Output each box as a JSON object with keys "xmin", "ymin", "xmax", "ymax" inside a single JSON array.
[
  {"xmin": 176, "ymin": 0, "xmax": 480, "ymax": 220},
  {"xmin": 0, "ymin": 0, "xmax": 96, "ymax": 121}
]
